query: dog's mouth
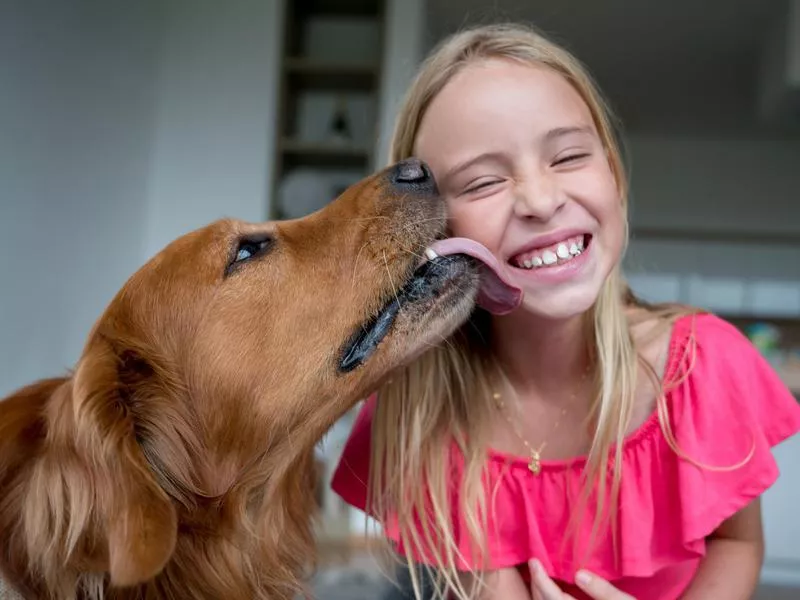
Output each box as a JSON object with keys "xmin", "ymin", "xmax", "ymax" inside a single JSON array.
[{"xmin": 338, "ymin": 238, "xmax": 522, "ymax": 373}]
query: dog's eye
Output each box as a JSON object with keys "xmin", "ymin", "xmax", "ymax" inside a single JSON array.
[
  {"xmin": 226, "ymin": 235, "xmax": 274, "ymax": 275},
  {"xmin": 236, "ymin": 241, "xmax": 267, "ymax": 262}
]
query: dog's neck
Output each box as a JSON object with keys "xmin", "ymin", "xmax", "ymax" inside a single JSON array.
[
  {"xmin": 141, "ymin": 445, "xmax": 318, "ymax": 600},
  {"xmin": 138, "ymin": 419, "xmax": 320, "ymax": 599},
  {"xmin": 104, "ymin": 447, "xmax": 318, "ymax": 600}
]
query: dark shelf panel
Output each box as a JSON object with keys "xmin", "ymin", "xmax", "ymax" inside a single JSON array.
[
  {"xmin": 631, "ymin": 227, "xmax": 800, "ymax": 246},
  {"xmin": 294, "ymin": 0, "xmax": 382, "ymax": 17},
  {"xmin": 280, "ymin": 138, "xmax": 371, "ymax": 169},
  {"xmin": 285, "ymin": 59, "xmax": 379, "ymax": 91}
]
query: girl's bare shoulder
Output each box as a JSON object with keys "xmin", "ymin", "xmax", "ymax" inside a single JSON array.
[{"xmin": 626, "ymin": 306, "xmax": 675, "ymax": 379}]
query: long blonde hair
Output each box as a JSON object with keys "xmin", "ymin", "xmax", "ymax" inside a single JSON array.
[{"xmin": 367, "ymin": 23, "xmax": 695, "ymax": 599}]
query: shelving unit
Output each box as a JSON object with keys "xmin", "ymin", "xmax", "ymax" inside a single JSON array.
[
  {"xmin": 270, "ymin": 0, "xmax": 387, "ymax": 220},
  {"xmin": 270, "ymin": 0, "xmax": 388, "ymax": 549}
]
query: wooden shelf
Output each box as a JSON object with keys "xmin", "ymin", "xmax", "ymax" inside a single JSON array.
[
  {"xmin": 295, "ymin": 0, "xmax": 382, "ymax": 17},
  {"xmin": 630, "ymin": 227, "xmax": 800, "ymax": 246},
  {"xmin": 280, "ymin": 138, "xmax": 371, "ymax": 168},
  {"xmin": 285, "ymin": 58, "xmax": 379, "ymax": 90}
]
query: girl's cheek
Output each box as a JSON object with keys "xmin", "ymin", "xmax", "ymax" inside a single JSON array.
[{"xmin": 453, "ymin": 208, "xmax": 502, "ymax": 250}]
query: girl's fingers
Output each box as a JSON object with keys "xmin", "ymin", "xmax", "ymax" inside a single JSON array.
[
  {"xmin": 528, "ymin": 560, "xmax": 577, "ymax": 600},
  {"xmin": 575, "ymin": 570, "xmax": 635, "ymax": 600}
]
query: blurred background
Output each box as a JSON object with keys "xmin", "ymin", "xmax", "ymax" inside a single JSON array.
[{"xmin": 1, "ymin": 0, "xmax": 799, "ymax": 597}]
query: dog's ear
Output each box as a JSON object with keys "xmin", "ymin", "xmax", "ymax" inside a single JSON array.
[
  {"xmin": 0, "ymin": 378, "xmax": 56, "ymax": 475},
  {"xmin": 0, "ymin": 378, "xmax": 62, "ymax": 599},
  {"xmin": 71, "ymin": 336, "xmax": 178, "ymax": 587}
]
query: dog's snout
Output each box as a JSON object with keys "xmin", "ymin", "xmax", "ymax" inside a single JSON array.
[{"xmin": 390, "ymin": 158, "xmax": 436, "ymax": 194}]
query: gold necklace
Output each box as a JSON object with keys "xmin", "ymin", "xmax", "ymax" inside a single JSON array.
[{"xmin": 493, "ymin": 368, "xmax": 589, "ymax": 475}]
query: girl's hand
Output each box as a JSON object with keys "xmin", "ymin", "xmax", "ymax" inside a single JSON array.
[{"xmin": 528, "ymin": 559, "xmax": 636, "ymax": 600}]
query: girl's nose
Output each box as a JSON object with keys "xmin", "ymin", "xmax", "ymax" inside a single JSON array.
[{"xmin": 512, "ymin": 175, "xmax": 566, "ymax": 221}]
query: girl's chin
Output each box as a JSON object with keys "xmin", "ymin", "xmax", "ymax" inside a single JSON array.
[{"xmin": 509, "ymin": 284, "xmax": 604, "ymax": 323}]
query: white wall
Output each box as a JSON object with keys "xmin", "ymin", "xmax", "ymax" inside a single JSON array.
[
  {"xmin": 144, "ymin": 0, "xmax": 284, "ymax": 258},
  {"xmin": 0, "ymin": 0, "xmax": 284, "ymax": 397},
  {"xmin": 0, "ymin": 0, "xmax": 164, "ymax": 396},
  {"xmin": 373, "ymin": 0, "xmax": 426, "ymax": 168}
]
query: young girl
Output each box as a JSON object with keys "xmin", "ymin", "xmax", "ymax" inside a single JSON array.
[{"xmin": 330, "ymin": 22, "xmax": 800, "ymax": 600}]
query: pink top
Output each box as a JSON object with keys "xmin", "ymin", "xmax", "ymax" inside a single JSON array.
[{"xmin": 331, "ymin": 314, "xmax": 800, "ymax": 599}]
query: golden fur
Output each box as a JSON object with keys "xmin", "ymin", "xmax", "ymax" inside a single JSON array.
[{"xmin": 0, "ymin": 160, "xmax": 480, "ymax": 599}]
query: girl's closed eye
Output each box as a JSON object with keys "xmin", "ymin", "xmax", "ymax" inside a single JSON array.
[
  {"xmin": 461, "ymin": 177, "xmax": 504, "ymax": 196},
  {"xmin": 552, "ymin": 150, "xmax": 591, "ymax": 167}
]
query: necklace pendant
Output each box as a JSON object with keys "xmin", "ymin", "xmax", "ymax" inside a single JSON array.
[{"xmin": 528, "ymin": 450, "xmax": 542, "ymax": 475}]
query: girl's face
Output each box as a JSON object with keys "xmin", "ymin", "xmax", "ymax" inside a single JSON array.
[{"xmin": 414, "ymin": 59, "xmax": 625, "ymax": 321}]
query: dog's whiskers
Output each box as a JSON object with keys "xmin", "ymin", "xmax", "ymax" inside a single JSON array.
[
  {"xmin": 394, "ymin": 216, "xmax": 448, "ymax": 227},
  {"xmin": 383, "ymin": 250, "xmax": 401, "ymax": 308},
  {"xmin": 351, "ymin": 241, "xmax": 371, "ymax": 292},
  {"xmin": 401, "ymin": 247, "xmax": 427, "ymax": 264},
  {"xmin": 330, "ymin": 215, "xmax": 443, "ymax": 227},
  {"xmin": 335, "ymin": 215, "xmax": 390, "ymax": 223}
]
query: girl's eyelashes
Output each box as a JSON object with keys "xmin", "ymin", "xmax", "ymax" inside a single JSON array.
[
  {"xmin": 552, "ymin": 152, "xmax": 591, "ymax": 166},
  {"xmin": 454, "ymin": 149, "xmax": 592, "ymax": 195},
  {"xmin": 462, "ymin": 178, "xmax": 503, "ymax": 195}
]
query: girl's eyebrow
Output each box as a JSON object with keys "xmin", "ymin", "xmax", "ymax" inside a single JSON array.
[{"xmin": 543, "ymin": 125, "xmax": 594, "ymax": 142}]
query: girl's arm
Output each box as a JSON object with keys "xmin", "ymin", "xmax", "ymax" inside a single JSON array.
[
  {"xmin": 679, "ymin": 497, "xmax": 765, "ymax": 600},
  {"xmin": 457, "ymin": 567, "xmax": 531, "ymax": 599}
]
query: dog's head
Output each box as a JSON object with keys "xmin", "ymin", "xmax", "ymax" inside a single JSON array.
[
  {"xmin": 85, "ymin": 158, "xmax": 518, "ymax": 454},
  {"xmin": 0, "ymin": 158, "xmax": 520, "ymax": 596}
]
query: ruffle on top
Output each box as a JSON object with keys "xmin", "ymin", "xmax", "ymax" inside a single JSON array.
[{"xmin": 331, "ymin": 314, "xmax": 800, "ymax": 594}]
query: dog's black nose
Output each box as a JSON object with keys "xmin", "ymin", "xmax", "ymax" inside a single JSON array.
[{"xmin": 390, "ymin": 158, "xmax": 437, "ymax": 194}]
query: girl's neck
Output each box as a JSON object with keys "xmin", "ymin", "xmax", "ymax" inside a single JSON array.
[{"xmin": 490, "ymin": 311, "xmax": 591, "ymax": 403}]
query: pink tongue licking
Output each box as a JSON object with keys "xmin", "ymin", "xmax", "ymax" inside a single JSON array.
[{"xmin": 427, "ymin": 237, "xmax": 523, "ymax": 315}]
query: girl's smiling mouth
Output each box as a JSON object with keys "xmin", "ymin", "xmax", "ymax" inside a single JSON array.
[
  {"xmin": 511, "ymin": 234, "xmax": 592, "ymax": 270},
  {"xmin": 507, "ymin": 233, "xmax": 594, "ymax": 285}
]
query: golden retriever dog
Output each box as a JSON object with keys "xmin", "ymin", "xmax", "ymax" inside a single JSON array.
[{"xmin": 0, "ymin": 158, "xmax": 520, "ymax": 600}]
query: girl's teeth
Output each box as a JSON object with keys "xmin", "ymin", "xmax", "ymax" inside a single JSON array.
[{"xmin": 513, "ymin": 235, "xmax": 588, "ymax": 270}]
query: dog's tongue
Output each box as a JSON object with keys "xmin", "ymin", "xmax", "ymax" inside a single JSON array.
[{"xmin": 428, "ymin": 238, "xmax": 522, "ymax": 315}]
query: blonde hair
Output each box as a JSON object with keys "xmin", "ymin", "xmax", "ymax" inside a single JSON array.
[{"xmin": 367, "ymin": 22, "xmax": 696, "ymax": 599}]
